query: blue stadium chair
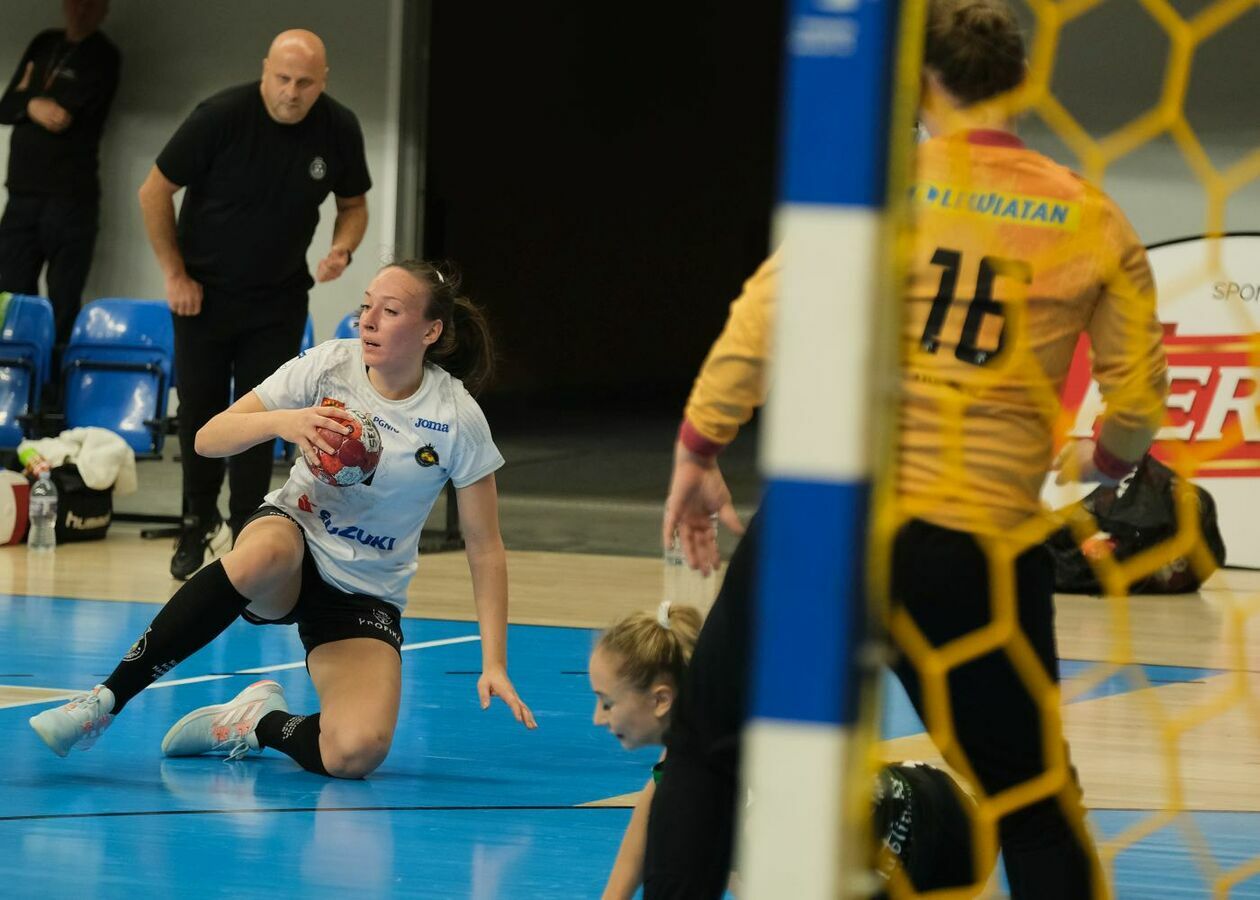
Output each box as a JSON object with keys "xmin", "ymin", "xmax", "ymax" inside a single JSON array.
[
  {"xmin": 0, "ymin": 294, "xmax": 55, "ymax": 449},
  {"xmin": 62, "ymin": 298, "xmax": 174, "ymax": 458},
  {"xmin": 333, "ymin": 311, "xmax": 358, "ymax": 339},
  {"xmin": 274, "ymin": 314, "xmax": 317, "ymax": 462}
]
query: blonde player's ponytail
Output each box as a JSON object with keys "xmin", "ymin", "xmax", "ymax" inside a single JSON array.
[{"xmin": 597, "ymin": 605, "xmax": 703, "ymax": 690}]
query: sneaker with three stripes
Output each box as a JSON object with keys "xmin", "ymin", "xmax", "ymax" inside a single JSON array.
[{"xmin": 161, "ymin": 680, "xmax": 288, "ymax": 760}]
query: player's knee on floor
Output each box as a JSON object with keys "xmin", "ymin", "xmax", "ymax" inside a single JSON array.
[
  {"xmin": 319, "ymin": 723, "xmax": 392, "ymax": 778},
  {"xmin": 873, "ymin": 762, "xmax": 992, "ymax": 894}
]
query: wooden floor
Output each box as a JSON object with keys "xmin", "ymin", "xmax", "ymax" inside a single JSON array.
[
  {"xmin": 0, "ymin": 522, "xmax": 716, "ymax": 629},
  {"xmin": 5, "ymin": 526, "xmax": 1260, "ymax": 873}
]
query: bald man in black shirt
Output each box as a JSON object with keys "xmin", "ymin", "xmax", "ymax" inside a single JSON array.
[
  {"xmin": 139, "ymin": 29, "xmax": 371, "ymax": 580},
  {"xmin": 0, "ymin": 0, "xmax": 119, "ymax": 363}
]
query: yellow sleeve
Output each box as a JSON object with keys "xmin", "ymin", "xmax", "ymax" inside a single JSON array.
[
  {"xmin": 680, "ymin": 252, "xmax": 779, "ymax": 453},
  {"xmin": 1086, "ymin": 198, "xmax": 1169, "ymax": 463}
]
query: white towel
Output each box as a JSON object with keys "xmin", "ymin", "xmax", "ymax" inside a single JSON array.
[{"xmin": 17, "ymin": 427, "xmax": 138, "ymax": 496}]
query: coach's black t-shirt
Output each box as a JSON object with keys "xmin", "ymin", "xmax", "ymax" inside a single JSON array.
[
  {"xmin": 156, "ymin": 82, "xmax": 371, "ymax": 298},
  {"xmin": 0, "ymin": 29, "xmax": 120, "ymax": 198}
]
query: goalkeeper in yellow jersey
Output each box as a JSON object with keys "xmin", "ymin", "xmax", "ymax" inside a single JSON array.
[
  {"xmin": 662, "ymin": 0, "xmax": 1167, "ymax": 897},
  {"xmin": 894, "ymin": 0, "xmax": 1166, "ymax": 896}
]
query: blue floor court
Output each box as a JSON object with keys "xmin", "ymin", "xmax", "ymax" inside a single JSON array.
[{"xmin": 4, "ymin": 592, "xmax": 1260, "ymax": 897}]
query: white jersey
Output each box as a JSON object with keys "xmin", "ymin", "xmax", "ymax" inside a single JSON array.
[{"xmin": 253, "ymin": 339, "xmax": 504, "ymax": 609}]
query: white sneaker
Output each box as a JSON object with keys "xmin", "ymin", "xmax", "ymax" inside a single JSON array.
[
  {"xmin": 161, "ymin": 680, "xmax": 288, "ymax": 760},
  {"xmin": 29, "ymin": 685, "xmax": 116, "ymax": 757}
]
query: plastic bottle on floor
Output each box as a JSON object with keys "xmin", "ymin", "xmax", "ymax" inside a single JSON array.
[{"xmin": 28, "ymin": 470, "xmax": 58, "ymax": 552}]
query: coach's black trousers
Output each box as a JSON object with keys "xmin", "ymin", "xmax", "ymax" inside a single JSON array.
[
  {"xmin": 0, "ymin": 192, "xmax": 98, "ymax": 352},
  {"xmin": 891, "ymin": 518, "xmax": 1103, "ymax": 899},
  {"xmin": 172, "ymin": 289, "xmax": 307, "ymax": 531}
]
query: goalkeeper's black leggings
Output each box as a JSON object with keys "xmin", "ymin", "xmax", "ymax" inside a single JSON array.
[{"xmin": 891, "ymin": 518, "xmax": 1105, "ymax": 900}]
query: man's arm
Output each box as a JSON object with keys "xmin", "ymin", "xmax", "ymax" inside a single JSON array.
[
  {"xmin": 315, "ymin": 194, "xmax": 368, "ymax": 283},
  {"xmin": 137, "ymin": 165, "xmax": 203, "ymax": 317},
  {"xmin": 0, "ymin": 38, "xmax": 38, "ymax": 124},
  {"xmin": 45, "ymin": 39, "xmax": 120, "ymax": 124}
]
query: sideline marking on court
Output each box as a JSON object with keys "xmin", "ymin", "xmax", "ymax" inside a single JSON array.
[
  {"xmin": 237, "ymin": 635, "xmax": 482, "ymax": 674},
  {"xmin": 5, "ymin": 635, "xmax": 482, "ymax": 708}
]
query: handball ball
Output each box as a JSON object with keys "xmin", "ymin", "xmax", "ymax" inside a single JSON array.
[{"xmin": 308, "ymin": 409, "xmax": 383, "ymax": 487}]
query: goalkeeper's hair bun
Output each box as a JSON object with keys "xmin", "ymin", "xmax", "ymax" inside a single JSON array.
[{"xmin": 925, "ymin": 0, "xmax": 1026, "ymax": 106}]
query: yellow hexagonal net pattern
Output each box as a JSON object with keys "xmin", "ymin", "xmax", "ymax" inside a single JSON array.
[{"xmin": 864, "ymin": 0, "xmax": 1260, "ymax": 897}]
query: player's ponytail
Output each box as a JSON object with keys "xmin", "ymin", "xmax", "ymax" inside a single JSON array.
[
  {"xmin": 925, "ymin": 0, "xmax": 1025, "ymax": 105},
  {"xmin": 385, "ymin": 260, "xmax": 497, "ymax": 396},
  {"xmin": 597, "ymin": 604, "xmax": 704, "ymax": 691}
]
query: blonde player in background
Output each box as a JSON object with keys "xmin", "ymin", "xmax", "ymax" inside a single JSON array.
[
  {"xmin": 591, "ymin": 603, "xmax": 979, "ymax": 899},
  {"xmin": 659, "ymin": 0, "xmax": 1167, "ymax": 896}
]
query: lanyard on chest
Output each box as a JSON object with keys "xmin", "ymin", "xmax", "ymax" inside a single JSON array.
[{"xmin": 42, "ymin": 41, "xmax": 78, "ymax": 91}]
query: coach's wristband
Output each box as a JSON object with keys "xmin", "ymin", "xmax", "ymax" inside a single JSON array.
[
  {"xmin": 1093, "ymin": 442, "xmax": 1138, "ymax": 480},
  {"xmin": 678, "ymin": 420, "xmax": 726, "ymax": 458}
]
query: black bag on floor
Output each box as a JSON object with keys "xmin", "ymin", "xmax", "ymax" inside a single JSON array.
[
  {"xmin": 50, "ymin": 463, "xmax": 112, "ymax": 542},
  {"xmin": 1047, "ymin": 455, "xmax": 1226, "ymax": 594}
]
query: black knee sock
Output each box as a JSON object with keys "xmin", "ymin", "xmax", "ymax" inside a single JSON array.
[
  {"xmin": 255, "ymin": 710, "xmax": 330, "ymax": 776},
  {"xmin": 103, "ymin": 560, "xmax": 250, "ymax": 713}
]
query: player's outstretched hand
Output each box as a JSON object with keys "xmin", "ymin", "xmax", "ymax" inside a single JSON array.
[
  {"xmin": 478, "ymin": 666, "xmax": 538, "ymax": 730},
  {"xmin": 278, "ymin": 405, "xmax": 358, "ymax": 464},
  {"xmin": 662, "ymin": 439, "xmax": 744, "ymax": 575}
]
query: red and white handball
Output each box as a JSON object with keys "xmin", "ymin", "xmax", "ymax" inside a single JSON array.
[{"xmin": 307, "ymin": 409, "xmax": 383, "ymax": 487}]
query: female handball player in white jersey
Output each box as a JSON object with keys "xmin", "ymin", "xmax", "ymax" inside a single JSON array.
[{"xmin": 31, "ymin": 261, "xmax": 536, "ymax": 778}]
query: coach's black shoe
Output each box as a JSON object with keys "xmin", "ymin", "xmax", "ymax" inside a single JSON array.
[
  {"xmin": 170, "ymin": 514, "xmax": 231, "ymax": 581},
  {"xmin": 872, "ymin": 761, "xmax": 986, "ymax": 895}
]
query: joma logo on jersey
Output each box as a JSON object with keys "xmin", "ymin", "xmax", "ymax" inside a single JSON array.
[
  {"xmin": 317, "ymin": 509, "xmax": 398, "ymax": 550},
  {"xmin": 414, "ymin": 417, "xmax": 450, "ymax": 433},
  {"xmin": 373, "ymin": 415, "xmax": 400, "ymax": 434},
  {"xmin": 1063, "ymin": 325, "xmax": 1260, "ymax": 477}
]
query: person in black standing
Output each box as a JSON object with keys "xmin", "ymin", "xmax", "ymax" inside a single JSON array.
[
  {"xmin": 0, "ymin": 0, "xmax": 119, "ymax": 375},
  {"xmin": 138, "ymin": 29, "xmax": 371, "ymax": 580}
]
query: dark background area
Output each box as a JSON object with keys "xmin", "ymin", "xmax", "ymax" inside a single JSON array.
[{"xmin": 423, "ymin": 1, "xmax": 787, "ymax": 418}]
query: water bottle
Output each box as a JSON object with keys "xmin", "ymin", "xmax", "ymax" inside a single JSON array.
[
  {"xmin": 663, "ymin": 529, "xmax": 719, "ymax": 611},
  {"xmin": 28, "ymin": 469, "xmax": 58, "ymax": 552}
]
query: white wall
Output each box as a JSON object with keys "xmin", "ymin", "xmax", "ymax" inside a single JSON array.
[
  {"xmin": 0, "ymin": 0, "xmax": 397, "ymax": 341},
  {"xmin": 1, "ymin": 1, "xmax": 1255, "ymax": 326}
]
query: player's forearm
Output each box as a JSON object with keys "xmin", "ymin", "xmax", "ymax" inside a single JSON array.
[
  {"xmin": 138, "ymin": 180, "xmax": 187, "ymax": 278},
  {"xmin": 330, "ymin": 200, "xmax": 368, "ymax": 258},
  {"xmin": 466, "ymin": 542, "xmax": 509, "ymax": 670},
  {"xmin": 196, "ymin": 409, "xmax": 283, "ymax": 458},
  {"xmin": 603, "ymin": 777, "xmax": 654, "ymax": 900}
]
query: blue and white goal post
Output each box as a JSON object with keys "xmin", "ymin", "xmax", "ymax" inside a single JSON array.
[{"xmin": 738, "ymin": 0, "xmax": 924, "ymax": 896}]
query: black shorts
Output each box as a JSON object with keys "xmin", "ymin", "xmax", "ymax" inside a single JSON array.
[{"xmin": 238, "ymin": 506, "xmax": 405, "ymax": 658}]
